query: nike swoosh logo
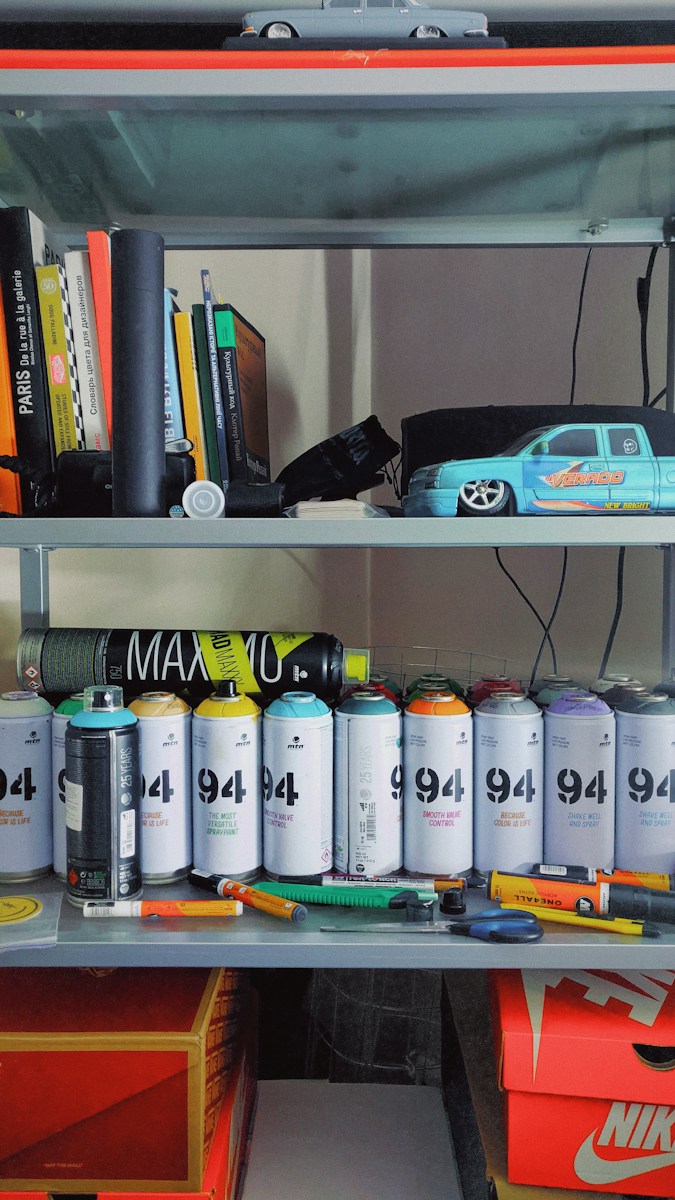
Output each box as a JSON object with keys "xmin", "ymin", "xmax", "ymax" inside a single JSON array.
[{"xmin": 575, "ymin": 1133, "xmax": 675, "ymax": 1185}]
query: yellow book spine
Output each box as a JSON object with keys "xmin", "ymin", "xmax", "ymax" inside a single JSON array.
[
  {"xmin": 174, "ymin": 310, "xmax": 208, "ymax": 481},
  {"xmin": 35, "ymin": 263, "xmax": 80, "ymax": 455}
]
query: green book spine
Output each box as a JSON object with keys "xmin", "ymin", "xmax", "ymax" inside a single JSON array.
[{"xmin": 192, "ymin": 302, "xmax": 220, "ymax": 485}]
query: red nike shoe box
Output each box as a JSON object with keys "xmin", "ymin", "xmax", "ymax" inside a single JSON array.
[
  {"xmin": 0, "ymin": 967, "xmax": 248, "ymax": 1192},
  {"xmin": 490, "ymin": 969, "xmax": 675, "ymax": 1196}
]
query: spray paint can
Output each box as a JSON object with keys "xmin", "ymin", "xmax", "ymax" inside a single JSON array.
[
  {"xmin": 0, "ymin": 691, "xmax": 53, "ymax": 881},
  {"xmin": 51, "ymin": 693, "xmax": 84, "ymax": 880},
  {"xmin": 473, "ymin": 692, "xmax": 543, "ymax": 874},
  {"xmin": 536, "ymin": 684, "xmax": 588, "ymax": 709},
  {"xmin": 601, "ymin": 682, "xmax": 648, "ymax": 709},
  {"xmin": 65, "ymin": 685, "xmax": 142, "ymax": 906},
  {"xmin": 128, "ymin": 691, "xmax": 192, "ymax": 884},
  {"xmin": 403, "ymin": 692, "xmax": 473, "ymax": 877},
  {"xmin": 192, "ymin": 681, "xmax": 262, "ymax": 882},
  {"xmin": 467, "ymin": 675, "xmax": 521, "ymax": 707},
  {"xmin": 18, "ymin": 627, "xmax": 369, "ymax": 704},
  {"xmin": 530, "ymin": 673, "xmax": 579, "ymax": 699},
  {"xmin": 406, "ymin": 672, "xmax": 466, "ymax": 701},
  {"xmin": 654, "ymin": 680, "xmax": 675, "ymax": 699},
  {"xmin": 593, "ymin": 672, "xmax": 643, "ymax": 694},
  {"xmin": 543, "ymin": 692, "xmax": 616, "ymax": 871},
  {"xmin": 615, "ymin": 693, "xmax": 675, "ymax": 873},
  {"xmin": 262, "ymin": 691, "xmax": 333, "ymax": 881},
  {"xmin": 334, "ymin": 690, "xmax": 403, "ymax": 877}
]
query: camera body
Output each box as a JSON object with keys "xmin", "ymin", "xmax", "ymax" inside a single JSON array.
[{"xmin": 54, "ymin": 451, "xmax": 195, "ymax": 517}]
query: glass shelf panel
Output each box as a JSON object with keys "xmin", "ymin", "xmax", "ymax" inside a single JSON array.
[{"xmin": 0, "ymin": 59, "xmax": 673, "ymax": 244}]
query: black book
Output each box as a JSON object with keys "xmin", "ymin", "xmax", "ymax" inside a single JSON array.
[
  {"xmin": 0, "ymin": 207, "xmax": 67, "ymax": 510},
  {"xmin": 213, "ymin": 304, "xmax": 270, "ymax": 483}
]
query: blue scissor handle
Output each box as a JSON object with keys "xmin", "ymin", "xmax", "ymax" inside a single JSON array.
[{"xmin": 449, "ymin": 914, "xmax": 544, "ymax": 943}]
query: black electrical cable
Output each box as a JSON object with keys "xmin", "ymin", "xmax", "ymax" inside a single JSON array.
[
  {"xmin": 569, "ymin": 247, "xmax": 594, "ymax": 405},
  {"xmin": 638, "ymin": 246, "xmax": 660, "ymax": 406},
  {"xmin": 494, "ymin": 548, "xmax": 558, "ymax": 673},
  {"xmin": 597, "ymin": 546, "xmax": 626, "ymax": 681},
  {"xmin": 528, "ymin": 548, "xmax": 569, "ymax": 691},
  {"xmin": 649, "ymin": 386, "xmax": 667, "ymax": 408}
]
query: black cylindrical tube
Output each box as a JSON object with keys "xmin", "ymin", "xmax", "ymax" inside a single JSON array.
[
  {"xmin": 111, "ymin": 228, "xmax": 166, "ymax": 516},
  {"xmin": 609, "ymin": 883, "xmax": 675, "ymax": 924}
]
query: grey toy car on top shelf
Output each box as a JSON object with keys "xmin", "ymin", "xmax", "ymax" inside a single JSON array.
[{"xmin": 240, "ymin": 0, "xmax": 489, "ymax": 38}]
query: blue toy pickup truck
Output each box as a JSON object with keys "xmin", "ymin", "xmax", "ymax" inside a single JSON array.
[{"xmin": 402, "ymin": 421, "xmax": 675, "ymax": 516}]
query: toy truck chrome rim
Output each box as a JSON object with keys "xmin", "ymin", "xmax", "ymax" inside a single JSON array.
[
  {"xmin": 264, "ymin": 21, "xmax": 294, "ymax": 35},
  {"xmin": 412, "ymin": 23, "xmax": 441, "ymax": 36},
  {"xmin": 458, "ymin": 479, "xmax": 509, "ymax": 513}
]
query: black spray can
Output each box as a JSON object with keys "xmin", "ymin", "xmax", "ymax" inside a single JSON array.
[{"xmin": 65, "ymin": 685, "xmax": 142, "ymax": 907}]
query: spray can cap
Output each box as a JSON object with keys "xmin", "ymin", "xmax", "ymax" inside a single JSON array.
[
  {"xmin": 214, "ymin": 680, "xmax": 238, "ymax": 700},
  {"xmin": 343, "ymin": 648, "xmax": 370, "ymax": 685},
  {"xmin": 83, "ymin": 685, "xmax": 125, "ymax": 712}
]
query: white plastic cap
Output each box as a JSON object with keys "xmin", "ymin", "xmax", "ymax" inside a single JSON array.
[{"xmin": 182, "ymin": 481, "xmax": 226, "ymax": 519}]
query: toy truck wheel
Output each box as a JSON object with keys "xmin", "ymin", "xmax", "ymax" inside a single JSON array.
[
  {"xmin": 411, "ymin": 24, "xmax": 442, "ymax": 36},
  {"xmin": 458, "ymin": 479, "xmax": 512, "ymax": 516},
  {"xmin": 262, "ymin": 21, "xmax": 295, "ymax": 35}
]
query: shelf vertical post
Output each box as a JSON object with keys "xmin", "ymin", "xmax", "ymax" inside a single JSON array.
[
  {"xmin": 662, "ymin": 234, "xmax": 675, "ymax": 680},
  {"xmin": 19, "ymin": 546, "xmax": 50, "ymax": 630}
]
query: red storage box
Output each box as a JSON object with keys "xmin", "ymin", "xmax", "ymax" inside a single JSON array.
[
  {"xmin": 490, "ymin": 969, "xmax": 675, "ymax": 1196},
  {"xmin": 0, "ymin": 967, "xmax": 247, "ymax": 1192}
]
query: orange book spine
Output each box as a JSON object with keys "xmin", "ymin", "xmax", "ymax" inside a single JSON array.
[
  {"xmin": 86, "ymin": 229, "xmax": 112, "ymax": 441},
  {"xmin": 0, "ymin": 287, "xmax": 21, "ymax": 515}
]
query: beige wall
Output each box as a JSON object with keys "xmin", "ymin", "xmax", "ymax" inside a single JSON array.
[{"xmin": 0, "ymin": 244, "xmax": 669, "ymax": 694}]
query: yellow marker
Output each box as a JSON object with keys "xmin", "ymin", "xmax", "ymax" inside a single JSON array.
[
  {"xmin": 503, "ymin": 902, "xmax": 660, "ymax": 938},
  {"xmin": 82, "ymin": 900, "xmax": 243, "ymax": 919}
]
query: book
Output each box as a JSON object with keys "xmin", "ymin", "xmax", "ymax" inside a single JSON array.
[
  {"xmin": 214, "ymin": 304, "xmax": 270, "ymax": 483},
  {"xmin": 0, "ymin": 287, "xmax": 21, "ymax": 515},
  {"xmin": 200, "ymin": 269, "xmax": 230, "ymax": 491},
  {"xmin": 174, "ymin": 309, "xmax": 207, "ymax": 480},
  {"xmin": 164, "ymin": 288, "xmax": 185, "ymax": 445},
  {"xmin": 191, "ymin": 302, "xmax": 221, "ymax": 485},
  {"xmin": 0, "ymin": 206, "xmax": 67, "ymax": 511},
  {"xmin": 35, "ymin": 263, "xmax": 84, "ymax": 456},
  {"xmin": 63, "ymin": 249, "xmax": 109, "ymax": 451},
  {"xmin": 86, "ymin": 229, "xmax": 113, "ymax": 442}
]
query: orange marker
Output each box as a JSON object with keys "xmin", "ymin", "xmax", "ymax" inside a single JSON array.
[
  {"xmin": 189, "ymin": 870, "xmax": 308, "ymax": 923},
  {"xmin": 82, "ymin": 900, "xmax": 243, "ymax": 918}
]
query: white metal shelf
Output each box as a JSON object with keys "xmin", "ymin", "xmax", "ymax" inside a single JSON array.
[
  {"xmin": 3, "ymin": 514, "xmax": 675, "ymax": 550},
  {"xmin": 5, "ymin": 877, "xmax": 674, "ymax": 969}
]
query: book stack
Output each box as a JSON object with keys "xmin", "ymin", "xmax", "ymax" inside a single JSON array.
[{"xmin": 0, "ymin": 206, "xmax": 270, "ymax": 515}]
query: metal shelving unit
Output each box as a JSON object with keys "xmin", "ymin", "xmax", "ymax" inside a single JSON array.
[{"xmin": 2, "ymin": 49, "xmax": 675, "ymax": 968}]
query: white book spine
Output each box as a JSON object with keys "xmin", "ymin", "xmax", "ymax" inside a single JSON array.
[{"xmin": 63, "ymin": 249, "xmax": 110, "ymax": 451}]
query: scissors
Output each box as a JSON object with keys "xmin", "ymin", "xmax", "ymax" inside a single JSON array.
[{"xmin": 321, "ymin": 905, "xmax": 544, "ymax": 943}]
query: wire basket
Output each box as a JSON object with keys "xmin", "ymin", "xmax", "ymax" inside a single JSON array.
[
  {"xmin": 370, "ymin": 643, "xmax": 532, "ymax": 694},
  {"xmin": 304, "ymin": 968, "xmax": 444, "ymax": 1087}
]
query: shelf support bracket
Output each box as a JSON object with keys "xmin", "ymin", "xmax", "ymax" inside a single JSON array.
[
  {"xmin": 19, "ymin": 546, "xmax": 50, "ymax": 631},
  {"xmin": 662, "ymin": 228, "xmax": 675, "ymax": 679}
]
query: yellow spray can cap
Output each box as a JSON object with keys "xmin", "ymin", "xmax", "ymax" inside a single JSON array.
[{"xmin": 343, "ymin": 649, "xmax": 370, "ymax": 684}]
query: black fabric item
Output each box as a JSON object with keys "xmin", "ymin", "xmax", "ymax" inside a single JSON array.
[
  {"xmin": 225, "ymin": 480, "xmax": 285, "ymax": 517},
  {"xmin": 276, "ymin": 415, "xmax": 400, "ymax": 506},
  {"xmin": 401, "ymin": 404, "xmax": 675, "ymax": 491}
]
